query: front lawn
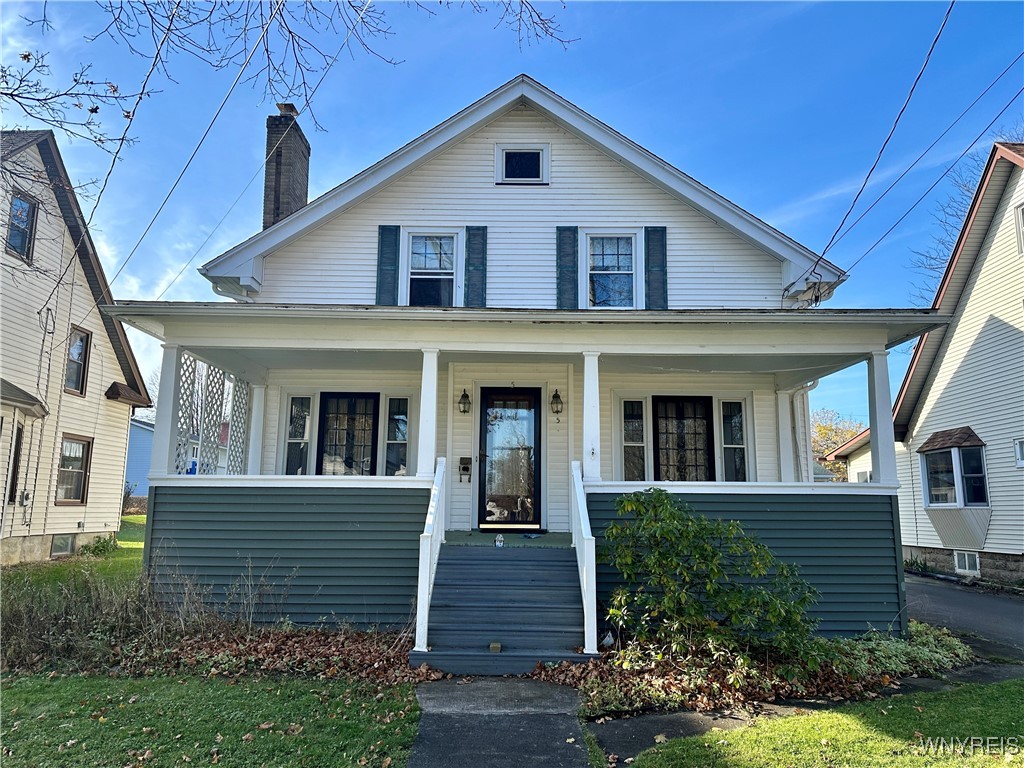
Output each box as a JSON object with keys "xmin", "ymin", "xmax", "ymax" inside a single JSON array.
[
  {"xmin": 1, "ymin": 673, "xmax": 417, "ymax": 768},
  {"xmin": 632, "ymin": 679, "xmax": 1024, "ymax": 768}
]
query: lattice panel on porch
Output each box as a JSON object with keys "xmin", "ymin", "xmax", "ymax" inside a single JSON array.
[
  {"xmin": 197, "ymin": 366, "xmax": 225, "ymax": 475},
  {"xmin": 175, "ymin": 353, "xmax": 197, "ymax": 475},
  {"xmin": 226, "ymin": 378, "xmax": 250, "ymax": 475}
]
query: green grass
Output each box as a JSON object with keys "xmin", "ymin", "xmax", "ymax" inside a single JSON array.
[
  {"xmin": 3, "ymin": 515, "xmax": 146, "ymax": 589},
  {"xmin": 1, "ymin": 673, "xmax": 418, "ymax": 767},
  {"xmin": 632, "ymin": 680, "xmax": 1024, "ymax": 767}
]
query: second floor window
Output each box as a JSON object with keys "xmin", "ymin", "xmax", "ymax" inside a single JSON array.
[
  {"xmin": 65, "ymin": 328, "xmax": 90, "ymax": 395},
  {"xmin": 7, "ymin": 193, "xmax": 37, "ymax": 262},
  {"xmin": 409, "ymin": 234, "xmax": 456, "ymax": 307}
]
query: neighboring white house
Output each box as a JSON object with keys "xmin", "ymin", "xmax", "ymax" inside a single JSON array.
[
  {"xmin": 828, "ymin": 142, "xmax": 1024, "ymax": 584},
  {"xmin": 108, "ymin": 76, "xmax": 940, "ymax": 672},
  {"xmin": 1, "ymin": 131, "xmax": 150, "ymax": 564}
]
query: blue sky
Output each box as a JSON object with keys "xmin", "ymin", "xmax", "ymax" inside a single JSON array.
[{"xmin": 3, "ymin": 1, "xmax": 1022, "ymax": 424}]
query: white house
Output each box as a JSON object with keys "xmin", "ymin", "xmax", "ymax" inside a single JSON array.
[
  {"xmin": 1, "ymin": 131, "xmax": 150, "ymax": 564},
  {"xmin": 108, "ymin": 76, "xmax": 940, "ymax": 673},
  {"xmin": 828, "ymin": 143, "xmax": 1024, "ymax": 584}
]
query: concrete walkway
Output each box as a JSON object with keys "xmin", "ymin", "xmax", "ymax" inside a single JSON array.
[{"xmin": 408, "ymin": 679, "xmax": 590, "ymax": 768}]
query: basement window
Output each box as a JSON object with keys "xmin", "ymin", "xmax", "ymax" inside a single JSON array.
[
  {"xmin": 953, "ymin": 550, "xmax": 980, "ymax": 577},
  {"xmin": 495, "ymin": 144, "xmax": 549, "ymax": 184},
  {"xmin": 50, "ymin": 534, "xmax": 75, "ymax": 557}
]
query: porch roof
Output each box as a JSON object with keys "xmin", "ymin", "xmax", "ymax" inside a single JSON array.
[
  {"xmin": 107, "ymin": 304, "xmax": 942, "ymax": 391},
  {"xmin": 109, "ymin": 302, "xmax": 940, "ymax": 347}
]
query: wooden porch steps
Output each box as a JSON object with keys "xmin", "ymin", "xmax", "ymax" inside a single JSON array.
[{"xmin": 408, "ymin": 544, "xmax": 597, "ymax": 675}]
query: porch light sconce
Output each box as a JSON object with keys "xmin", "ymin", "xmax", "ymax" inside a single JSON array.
[
  {"xmin": 458, "ymin": 389, "xmax": 472, "ymax": 414},
  {"xmin": 549, "ymin": 389, "xmax": 564, "ymax": 421}
]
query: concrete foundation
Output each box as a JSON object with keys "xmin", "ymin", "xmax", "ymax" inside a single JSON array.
[
  {"xmin": 904, "ymin": 545, "xmax": 1024, "ymax": 584},
  {"xmin": 0, "ymin": 531, "xmax": 107, "ymax": 566}
]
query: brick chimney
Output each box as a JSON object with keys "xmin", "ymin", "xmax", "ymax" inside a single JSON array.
[{"xmin": 262, "ymin": 103, "xmax": 310, "ymax": 230}]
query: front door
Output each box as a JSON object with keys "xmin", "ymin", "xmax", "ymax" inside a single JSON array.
[{"xmin": 478, "ymin": 387, "xmax": 542, "ymax": 530}]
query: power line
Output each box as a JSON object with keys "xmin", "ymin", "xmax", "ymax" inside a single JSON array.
[
  {"xmin": 841, "ymin": 84, "xmax": 1024, "ymax": 276},
  {"xmin": 821, "ymin": 0, "xmax": 955, "ymax": 258},
  {"xmin": 67, "ymin": 0, "xmax": 288, "ymax": 329},
  {"xmin": 36, "ymin": 0, "xmax": 184, "ymax": 313},
  {"xmin": 828, "ymin": 48, "xmax": 1024, "ymax": 252},
  {"xmin": 155, "ymin": 0, "xmax": 376, "ymax": 301},
  {"xmin": 794, "ymin": 0, "xmax": 956, "ymax": 300}
]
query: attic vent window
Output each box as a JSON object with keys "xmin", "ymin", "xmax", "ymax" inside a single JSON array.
[{"xmin": 495, "ymin": 144, "xmax": 549, "ymax": 184}]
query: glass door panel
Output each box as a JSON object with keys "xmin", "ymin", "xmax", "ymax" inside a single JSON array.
[
  {"xmin": 478, "ymin": 388, "xmax": 541, "ymax": 530},
  {"xmin": 653, "ymin": 396, "xmax": 715, "ymax": 482},
  {"xmin": 316, "ymin": 393, "xmax": 379, "ymax": 476}
]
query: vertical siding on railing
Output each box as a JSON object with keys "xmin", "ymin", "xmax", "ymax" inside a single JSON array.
[
  {"xmin": 586, "ymin": 492, "xmax": 905, "ymax": 636},
  {"xmin": 147, "ymin": 486, "xmax": 429, "ymax": 626}
]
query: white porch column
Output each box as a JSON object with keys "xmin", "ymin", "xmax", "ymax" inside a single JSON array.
[
  {"xmin": 150, "ymin": 344, "xmax": 182, "ymax": 476},
  {"xmin": 777, "ymin": 390, "xmax": 796, "ymax": 483},
  {"xmin": 246, "ymin": 384, "xmax": 266, "ymax": 475},
  {"xmin": 417, "ymin": 348, "xmax": 439, "ymax": 477},
  {"xmin": 868, "ymin": 350, "xmax": 898, "ymax": 485},
  {"xmin": 582, "ymin": 352, "xmax": 601, "ymax": 481}
]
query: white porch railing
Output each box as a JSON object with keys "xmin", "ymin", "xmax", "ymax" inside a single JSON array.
[
  {"xmin": 414, "ymin": 457, "xmax": 447, "ymax": 653},
  {"xmin": 571, "ymin": 461, "xmax": 598, "ymax": 654}
]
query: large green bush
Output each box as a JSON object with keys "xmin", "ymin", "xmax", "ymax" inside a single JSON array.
[{"xmin": 603, "ymin": 488, "xmax": 818, "ymax": 656}]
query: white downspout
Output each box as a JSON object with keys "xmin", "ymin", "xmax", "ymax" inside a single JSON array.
[{"xmin": 791, "ymin": 380, "xmax": 819, "ymax": 483}]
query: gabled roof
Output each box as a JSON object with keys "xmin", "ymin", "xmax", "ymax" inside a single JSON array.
[
  {"xmin": 892, "ymin": 142, "xmax": 1024, "ymax": 440},
  {"xmin": 824, "ymin": 428, "xmax": 871, "ymax": 461},
  {"xmin": 201, "ymin": 74, "xmax": 844, "ymax": 297},
  {"xmin": 2, "ymin": 130, "xmax": 151, "ymax": 407}
]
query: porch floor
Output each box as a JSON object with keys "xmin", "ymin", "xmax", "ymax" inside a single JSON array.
[{"xmin": 444, "ymin": 531, "xmax": 572, "ymax": 549}]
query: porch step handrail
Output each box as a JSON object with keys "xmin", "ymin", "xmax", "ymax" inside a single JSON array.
[
  {"xmin": 570, "ymin": 461, "xmax": 598, "ymax": 654},
  {"xmin": 414, "ymin": 457, "xmax": 447, "ymax": 653}
]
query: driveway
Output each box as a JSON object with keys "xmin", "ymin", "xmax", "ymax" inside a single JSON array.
[{"xmin": 905, "ymin": 574, "xmax": 1024, "ymax": 658}]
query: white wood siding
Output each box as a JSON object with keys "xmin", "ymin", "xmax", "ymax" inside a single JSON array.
[
  {"xmin": 259, "ymin": 107, "xmax": 785, "ymax": 308},
  {"xmin": 257, "ymin": 360, "xmax": 785, "ymax": 534},
  {"xmin": 896, "ymin": 165, "xmax": 1024, "ymax": 555},
  {"xmin": 262, "ymin": 368, "xmax": 422, "ymax": 475},
  {"xmin": 1, "ymin": 145, "xmax": 132, "ymax": 545},
  {"xmin": 597, "ymin": 371, "xmax": 779, "ymax": 483},
  {"xmin": 847, "ymin": 445, "xmax": 873, "ymax": 483}
]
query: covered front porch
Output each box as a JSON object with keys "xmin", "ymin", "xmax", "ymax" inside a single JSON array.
[{"xmin": 112, "ymin": 304, "xmax": 940, "ymax": 670}]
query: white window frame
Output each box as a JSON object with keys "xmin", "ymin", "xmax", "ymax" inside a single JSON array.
[
  {"xmin": 1014, "ymin": 438, "xmax": 1024, "ymax": 468},
  {"xmin": 494, "ymin": 143, "xmax": 550, "ymax": 185},
  {"xmin": 612, "ymin": 392, "xmax": 754, "ymax": 482},
  {"xmin": 379, "ymin": 392, "xmax": 417, "ymax": 477},
  {"xmin": 920, "ymin": 446, "xmax": 990, "ymax": 509},
  {"xmin": 579, "ymin": 228, "xmax": 645, "ymax": 310},
  {"xmin": 283, "ymin": 394, "xmax": 314, "ymax": 476},
  {"xmin": 953, "ymin": 550, "xmax": 980, "ymax": 577},
  {"xmin": 399, "ymin": 228, "xmax": 464, "ymax": 308},
  {"xmin": 719, "ymin": 399, "xmax": 750, "ymax": 482}
]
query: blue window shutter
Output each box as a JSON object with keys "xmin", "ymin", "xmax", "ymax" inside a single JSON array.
[
  {"xmin": 556, "ymin": 226, "xmax": 578, "ymax": 309},
  {"xmin": 464, "ymin": 226, "xmax": 487, "ymax": 308},
  {"xmin": 645, "ymin": 226, "xmax": 668, "ymax": 310},
  {"xmin": 376, "ymin": 225, "xmax": 400, "ymax": 305}
]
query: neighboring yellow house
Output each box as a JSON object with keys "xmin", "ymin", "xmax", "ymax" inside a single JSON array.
[
  {"xmin": 828, "ymin": 143, "xmax": 1024, "ymax": 583},
  {"xmin": 1, "ymin": 131, "xmax": 150, "ymax": 564}
]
